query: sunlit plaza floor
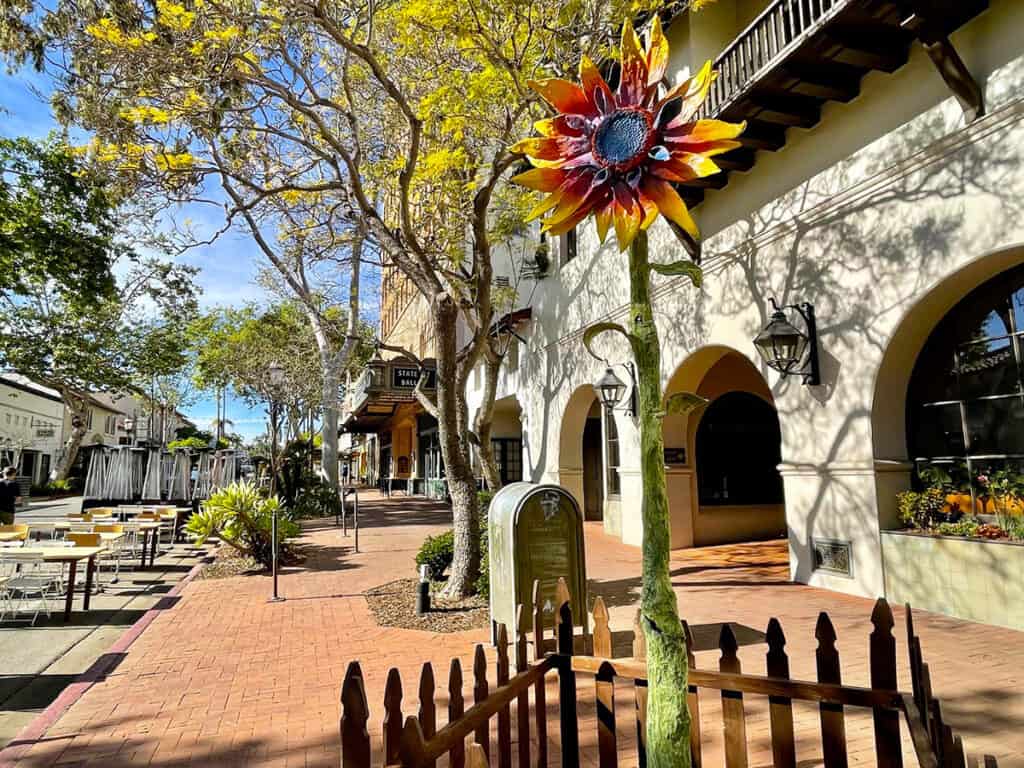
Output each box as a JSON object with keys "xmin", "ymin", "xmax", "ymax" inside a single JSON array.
[{"xmin": 3, "ymin": 491, "xmax": 1021, "ymax": 766}]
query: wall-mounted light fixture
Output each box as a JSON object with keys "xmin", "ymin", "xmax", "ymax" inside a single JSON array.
[
  {"xmin": 594, "ymin": 363, "xmax": 638, "ymax": 417},
  {"xmin": 753, "ymin": 298, "xmax": 821, "ymax": 386}
]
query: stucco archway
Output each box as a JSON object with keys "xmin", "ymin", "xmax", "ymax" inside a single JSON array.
[
  {"xmin": 663, "ymin": 345, "xmax": 786, "ymax": 548},
  {"xmin": 871, "ymin": 245, "xmax": 1024, "ymax": 526},
  {"xmin": 557, "ymin": 385, "xmax": 604, "ymax": 522}
]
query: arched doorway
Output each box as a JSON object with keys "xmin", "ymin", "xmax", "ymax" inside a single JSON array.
[
  {"xmin": 696, "ymin": 392, "xmax": 783, "ymax": 507},
  {"xmin": 663, "ymin": 346, "xmax": 787, "ymax": 547},
  {"xmin": 558, "ymin": 386, "xmax": 605, "ymax": 522}
]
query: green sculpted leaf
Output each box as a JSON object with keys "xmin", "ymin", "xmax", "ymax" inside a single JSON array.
[
  {"xmin": 650, "ymin": 260, "xmax": 704, "ymax": 287},
  {"xmin": 582, "ymin": 321, "xmax": 633, "ymax": 361},
  {"xmin": 664, "ymin": 391, "xmax": 706, "ymax": 416}
]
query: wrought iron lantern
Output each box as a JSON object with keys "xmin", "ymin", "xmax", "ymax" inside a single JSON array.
[
  {"xmin": 753, "ymin": 298, "xmax": 821, "ymax": 385},
  {"xmin": 594, "ymin": 364, "xmax": 638, "ymax": 417}
]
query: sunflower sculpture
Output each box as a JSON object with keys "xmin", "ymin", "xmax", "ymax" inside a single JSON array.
[{"xmin": 512, "ymin": 17, "xmax": 744, "ymax": 251}]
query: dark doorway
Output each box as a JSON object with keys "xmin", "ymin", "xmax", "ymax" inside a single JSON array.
[
  {"xmin": 491, "ymin": 438, "xmax": 523, "ymax": 486},
  {"xmin": 582, "ymin": 416, "xmax": 604, "ymax": 521},
  {"xmin": 696, "ymin": 391, "xmax": 783, "ymax": 506}
]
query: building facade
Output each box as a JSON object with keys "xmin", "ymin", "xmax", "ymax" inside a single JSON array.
[
  {"xmin": 460, "ymin": 0, "xmax": 1021, "ymax": 619},
  {"xmin": 0, "ymin": 374, "xmax": 66, "ymax": 485}
]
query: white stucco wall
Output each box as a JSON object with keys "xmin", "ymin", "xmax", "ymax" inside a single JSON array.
[{"xmin": 466, "ymin": 0, "xmax": 1024, "ymax": 599}]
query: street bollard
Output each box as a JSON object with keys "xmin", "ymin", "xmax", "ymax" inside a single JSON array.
[
  {"xmin": 269, "ymin": 506, "xmax": 284, "ymax": 603},
  {"xmin": 416, "ymin": 565, "xmax": 431, "ymax": 614}
]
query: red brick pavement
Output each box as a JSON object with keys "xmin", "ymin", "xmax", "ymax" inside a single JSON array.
[{"xmin": 10, "ymin": 492, "xmax": 1023, "ymax": 767}]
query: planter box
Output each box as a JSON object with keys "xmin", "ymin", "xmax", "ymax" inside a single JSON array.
[{"xmin": 881, "ymin": 530, "xmax": 1024, "ymax": 631}]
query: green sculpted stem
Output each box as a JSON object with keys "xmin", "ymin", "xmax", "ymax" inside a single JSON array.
[{"xmin": 629, "ymin": 230, "xmax": 691, "ymax": 768}]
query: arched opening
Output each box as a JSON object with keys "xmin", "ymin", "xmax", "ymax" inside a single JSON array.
[
  {"xmin": 489, "ymin": 395, "xmax": 524, "ymax": 487},
  {"xmin": 557, "ymin": 386, "xmax": 604, "ymax": 522},
  {"xmin": 663, "ymin": 346, "xmax": 787, "ymax": 548},
  {"xmin": 871, "ymin": 246, "xmax": 1024, "ymax": 528},
  {"xmin": 696, "ymin": 392, "xmax": 783, "ymax": 506},
  {"xmin": 907, "ymin": 262, "xmax": 1024, "ymax": 504}
]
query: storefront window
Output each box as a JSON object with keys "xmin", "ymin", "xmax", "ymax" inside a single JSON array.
[
  {"xmin": 604, "ymin": 410, "xmax": 621, "ymax": 497},
  {"xmin": 908, "ymin": 265, "xmax": 1024, "ymax": 493}
]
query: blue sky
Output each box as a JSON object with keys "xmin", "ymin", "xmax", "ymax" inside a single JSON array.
[{"xmin": 1, "ymin": 68, "xmax": 298, "ymax": 441}]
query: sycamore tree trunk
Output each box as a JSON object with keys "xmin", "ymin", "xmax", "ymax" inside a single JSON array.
[
  {"xmin": 432, "ymin": 293, "xmax": 481, "ymax": 598},
  {"xmin": 320, "ymin": 360, "xmax": 341, "ymax": 486},
  {"xmin": 629, "ymin": 231, "xmax": 691, "ymax": 768},
  {"xmin": 54, "ymin": 390, "xmax": 89, "ymax": 482},
  {"xmin": 474, "ymin": 349, "xmax": 503, "ymax": 492}
]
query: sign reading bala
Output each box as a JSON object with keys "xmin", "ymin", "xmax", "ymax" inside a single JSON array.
[{"xmin": 488, "ymin": 482, "xmax": 588, "ymax": 639}]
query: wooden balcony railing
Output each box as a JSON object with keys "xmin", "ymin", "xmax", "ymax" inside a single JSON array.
[{"xmin": 698, "ymin": 0, "xmax": 845, "ymax": 119}]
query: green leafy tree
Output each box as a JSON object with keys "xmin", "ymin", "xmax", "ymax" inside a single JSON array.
[
  {"xmin": 0, "ymin": 0, "xmax": 662, "ymax": 599},
  {"xmin": 0, "ymin": 256, "xmax": 198, "ymax": 478},
  {"xmin": 0, "ymin": 137, "xmax": 117, "ymax": 303}
]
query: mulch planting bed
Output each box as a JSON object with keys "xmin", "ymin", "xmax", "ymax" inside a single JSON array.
[
  {"xmin": 365, "ymin": 578, "xmax": 490, "ymax": 633},
  {"xmin": 199, "ymin": 544, "xmax": 263, "ymax": 579}
]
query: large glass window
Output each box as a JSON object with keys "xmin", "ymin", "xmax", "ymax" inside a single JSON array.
[
  {"xmin": 604, "ymin": 410, "xmax": 621, "ymax": 497},
  {"xmin": 908, "ymin": 264, "xmax": 1024, "ymax": 493},
  {"xmin": 696, "ymin": 391, "xmax": 783, "ymax": 506}
]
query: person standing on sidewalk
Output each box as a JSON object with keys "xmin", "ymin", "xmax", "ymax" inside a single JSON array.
[{"xmin": 0, "ymin": 467, "xmax": 21, "ymax": 524}]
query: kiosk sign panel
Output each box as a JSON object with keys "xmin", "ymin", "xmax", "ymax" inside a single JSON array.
[{"xmin": 488, "ymin": 482, "xmax": 587, "ymax": 637}]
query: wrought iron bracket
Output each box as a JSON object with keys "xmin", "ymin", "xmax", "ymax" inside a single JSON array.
[{"xmin": 900, "ymin": 3, "xmax": 985, "ymax": 122}]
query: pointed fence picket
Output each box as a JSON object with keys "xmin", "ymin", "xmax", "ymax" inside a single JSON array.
[{"xmin": 339, "ymin": 580, "xmax": 997, "ymax": 768}]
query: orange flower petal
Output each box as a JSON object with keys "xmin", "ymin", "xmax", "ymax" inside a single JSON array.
[
  {"xmin": 618, "ymin": 20, "xmax": 648, "ymax": 106},
  {"xmin": 528, "ymin": 78, "xmax": 593, "ymax": 116},
  {"xmin": 541, "ymin": 171, "xmax": 597, "ymax": 228},
  {"xmin": 675, "ymin": 152, "xmax": 720, "ymax": 178},
  {"xmin": 580, "ymin": 55, "xmax": 613, "ymax": 114},
  {"xmin": 509, "ymin": 135, "xmax": 588, "ymax": 162},
  {"xmin": 511, "ymin": 167, "xmax": 569, "ymax": 192},
  {"xmin": 612, "ymin": 184, "xmax": 642, "ymax": 251},
  {"xmin": 544, "ymin": 202, "xmax": 593, "ymax": 236},
  {"xmin": 668, "ymin": 118, "xmax": 746, "ymax": 142},
  {"xmin": 660, "ymin": 60, "xmax": 715, "ymax": 126},
  {"xmin": 641, "ymin": 177, "xmax": 699, "ymax": 240},
  {"xmin": 534, "ymin": 115, "xmax": 586, "ymax": 138},
  {"xmin": 527, "ymin": 190, "xmax": 562, "ymax": 221},
  {"xmin": 665, "ymin": 139, "xmax": 743, "ymax": 158},
  {"xmin": 594, "ymin": 202, "xmax": 613, "ymax": 244},
  {"xmin": 646, "ymin": 16, "xmax": 669, "ymax": 87},
  {"xmin": 638, "ymin": 190, "xmax": 660, "ymax": 230},
  {"xmin": 650, "ymin": 157, "xmax": 697, "ymax": 183}
]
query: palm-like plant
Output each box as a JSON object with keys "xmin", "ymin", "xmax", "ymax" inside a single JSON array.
[{"xmin": 186, "ymin": 481, "xmax": 298, "ymax": 567}]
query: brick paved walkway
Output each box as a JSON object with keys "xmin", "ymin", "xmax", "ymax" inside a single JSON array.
[{"xmin": 8, "ymin": 492, "xmax": 1023, "ymax": 767}]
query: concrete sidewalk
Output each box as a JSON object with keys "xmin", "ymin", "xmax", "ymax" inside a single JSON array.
[
  {"xmin": 0, "ymin": 540, "xmax": 211, "ymax": 749},
  {"xmin": 4, "ymin": 492, "xmax": 1022, "ymax": 766}
]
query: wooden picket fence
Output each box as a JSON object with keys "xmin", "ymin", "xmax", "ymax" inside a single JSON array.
[{"xmin": 340, "ymin": 579, "xmax": 998, "ymax": 768}]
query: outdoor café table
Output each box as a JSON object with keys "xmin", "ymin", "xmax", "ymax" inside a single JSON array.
[
  {"xmin": 0, "ymin": 545, "xmax": 105, "ymax": 622},
  {"xmin": 130, "ymin": 521, "xmax": 162, "ymax": 568}
]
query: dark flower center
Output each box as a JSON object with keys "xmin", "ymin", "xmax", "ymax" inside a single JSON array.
[{"xmin": 593, "ymin": 109, "xmax": 653, "ymax": 171}]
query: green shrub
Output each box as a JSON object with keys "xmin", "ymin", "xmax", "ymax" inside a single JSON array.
[
  {"xmin": 934, "ymin": 518, "xmax": 980, "ymax": 537},
  {"xmin": 897, "ymin": 487, "xmax": 947, "ymax": 530},
  {"xmin": 186, "ymin": 481, "xmax": 299, "ymax": 568},
  {"xmin": 416, "ymin": 491, "xmax": 496, "ymax": 595},
  {"xmin": 996, "ymin": 514, "xmax": 1024, "ymax": 542},
  {"xmin": 292, "ymin": 479, "xmax": 342, "ymax": 519},
  {"xmin": 416, "ymin": 530, "xmax": 455, "ymax": 579}
]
